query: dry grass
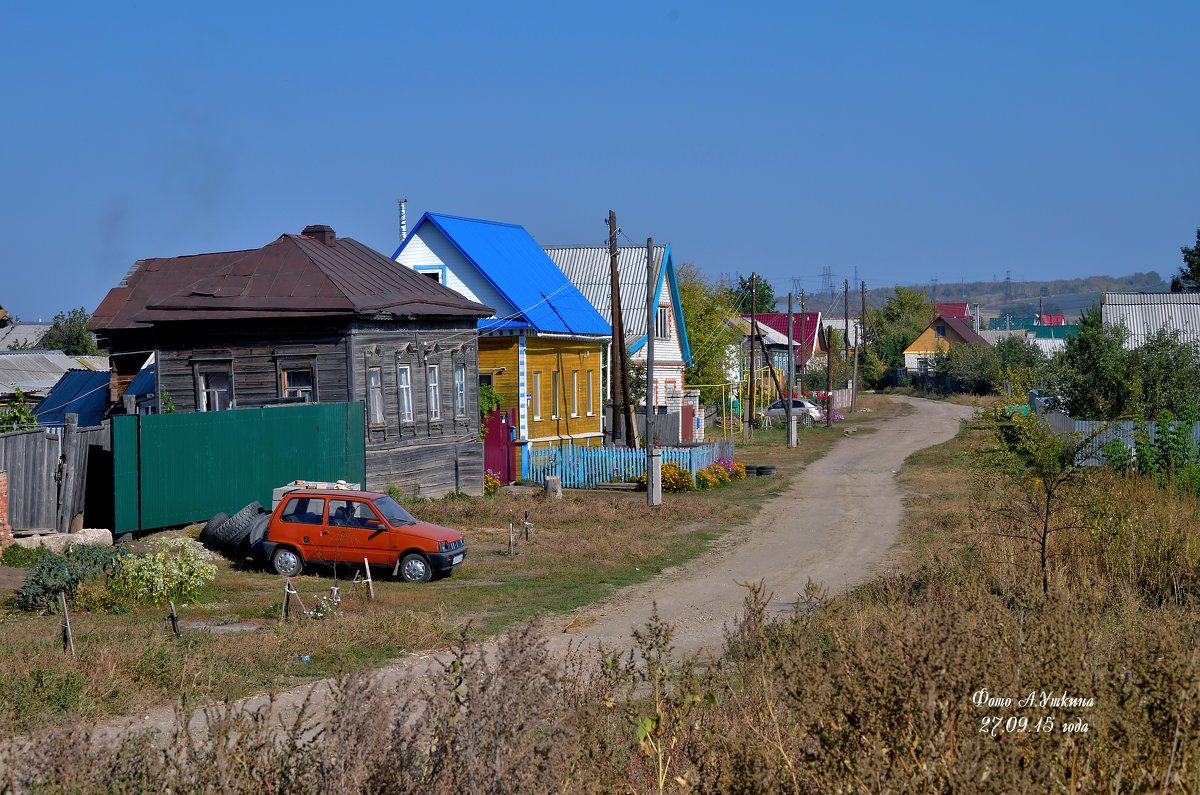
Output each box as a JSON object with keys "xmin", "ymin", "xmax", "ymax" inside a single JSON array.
[
  {"xmin": 6, "ymin": 397, "xmax": 1200, "ymax": 792},
  {"xmin": 0, "ymin": 400, "xmax": 893, "ymax": 734}
]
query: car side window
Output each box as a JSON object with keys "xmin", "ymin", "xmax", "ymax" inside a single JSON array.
[
  {"xmin": 329, "ymin": 499, "xmax": 383, "ymax": 530},
  {"xmin": 280, "ymin": 497, "xmax": 326, "ymax": 525}
]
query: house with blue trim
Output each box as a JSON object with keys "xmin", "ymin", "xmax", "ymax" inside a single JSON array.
[
  {"xmin": 393, "ymin": 213, "xmax": 611, "ymax": 468},
  {"xmin": 544, "ymin": 245, "xmax": 692, "ymax": 412}
]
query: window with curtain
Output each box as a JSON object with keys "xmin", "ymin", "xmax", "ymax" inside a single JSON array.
[
  {"xmin": 397, "ymin": 364, "xmax": 413, "ymax": 423},
  {"xmin": 367, "ymin": 367, "xmax": 384, "ymax": 426},
  {"xmin": 427, "ymin": 363, "xmax": 441, "ymax": 421}
]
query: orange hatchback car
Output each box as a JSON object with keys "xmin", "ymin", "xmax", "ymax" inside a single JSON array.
[{"xmin": 255, "ymin": 489, "xmax": 466, "ymax": 583}]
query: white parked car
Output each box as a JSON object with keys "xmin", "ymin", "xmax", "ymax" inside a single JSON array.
[{"xmin": 760, "ymin": 398, "xmax": 824, "ymax": 426}]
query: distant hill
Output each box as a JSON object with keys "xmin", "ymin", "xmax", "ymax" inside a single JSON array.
[{"xmin": 777, "ymin": 272, "xmax": 1169, "ymax": 322}]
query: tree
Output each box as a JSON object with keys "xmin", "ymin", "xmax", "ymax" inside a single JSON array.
[
  {"xmin": 0, "ymin": 388, "xmax": 39, "ymax": 431},
  {"xmin": 675, "ymin": 263, "xmax": 740, "ymax": 405},
  {"xmin": 1170, "ymin": 228, "xmax": 1200, "ymax": 292},
  {"xmin": 863, "ymin": 286, "xmax": 931, "ymax": 382},
  {"xmin": 1053, "ymin": 305, "xmax": 1134, "ymax": 420},
  {"xmin": 1127, "ymin": 328, "xmax": 1200, "ymax": 419},
  {"xmin": 38, "ymin": 308, "xmax": 101, "ymax": 356},
  {"xmin": 722, "ymin": 274, "xmax": 775, "ymax": 314}
]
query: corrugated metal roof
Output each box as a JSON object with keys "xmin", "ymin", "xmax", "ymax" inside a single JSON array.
[
  {"xmin": 742, "ymin": 312, "xmax": 824, "ymax": 358},
  {"xmin": 543, "ymin": 245, "xmax": 688, "ymax": 360},
  {"xmin": 979, "ymin": 329, "xmax": 1028, "ymax": 345},
  {"xmin": 942, "ymin": 316, "xmax": 990, "ymax": 346},
  {"xmin": 90, "ymin": 226, "xmax": 493, "ymax": 333},
  {"xmin": 33, "ymin": 369, "xmax": 110, "ymax": 427},
  {"xmin": 1030, "ymin": 338, "xmax": 1068, "ymax": 355},
  {"xmin": 126, "ymin": 360, "xmax": 156, "ymax": 396},
  {"xmin": 1102, "ymin": 292, "xmax": 1200, "ymax": 349},
  {"xmin": 1030, "ymin": 325, "xmax": 1077, "ymax": 339},
  {"xmin": 0, "ymin": 351, "xmax": 80, "ymax": 395},
  {"xmin": 400, "ymin": 215, "xmax": 609, "ymax": 336},
  {"xmin": 936, "ymin": 302, "xmax": 971, "ymax": 319},
  {"xmin": 0, "ymin": 323, "xmax": 51, "ymax": 349}
]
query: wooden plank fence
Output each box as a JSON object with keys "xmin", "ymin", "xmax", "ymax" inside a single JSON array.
[
  {"xmin": 524, "ymin": 438, "xmax": 736, "ymax": 489},
  {"xmin": 0, "ymin": 414, "xmax": 110, "ymax": 531}
]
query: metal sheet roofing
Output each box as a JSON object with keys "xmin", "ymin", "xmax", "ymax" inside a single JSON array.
[
  {"xmin": 543, "ymin": 245, "xmax": 688, "ymax": 361},
  {"xmin": 33, "ymin": 369, "xmax": 110, "ymax": 427},
  {"xmin": 126, "ymin": 359, "xmax": 156, "ymax": 396},
  {"xmin": 0, "ymin": 351, "xmax": 81, "ymax": 395},
  {"xmin": 1102, "ymin": 292, "xmax": 1200, "ymax": 349},
  {"xmin": 742, "ymin": 312, "xmax": 824, "ymax": 358},
  {"xmin": 90, "ymin": 226, "xmax": 493, "ymax": 333},
  {"xmin": 397, "ymin": 214, "xmax": 609, "ymax": 336},
  {"xmin": 936, "ymin": 302, "xmax": 972, "ymax": 319},
  {"xmin": 0, "ymin": 323, "xmax": 51, "ymax": 349}
]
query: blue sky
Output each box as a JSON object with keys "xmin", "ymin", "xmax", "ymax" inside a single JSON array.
[{"xmin": 3, "ymin": 1, "xmax": 1198, "ymax": 321}]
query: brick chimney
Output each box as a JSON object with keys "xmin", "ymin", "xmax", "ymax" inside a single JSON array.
[{"xmin": 302, "ymin": 224, "xmax": 336, "ymax": 247}]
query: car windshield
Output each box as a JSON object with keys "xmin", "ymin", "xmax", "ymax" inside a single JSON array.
[{"xmin": 371, "ymin": 496, "xmax": 417, "ymax": 526}]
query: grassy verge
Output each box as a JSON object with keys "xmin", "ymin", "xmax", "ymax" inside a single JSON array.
[{"xmin": 0, "ymin": 395, "xmax": 895, "ymax": 733}]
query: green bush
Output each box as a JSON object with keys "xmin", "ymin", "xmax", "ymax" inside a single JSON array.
[
  {"xmin": 1, "ymin": 544, "xmax": 52, "ymax": 568},
  {"xmin": 16, "ymin": 544, "xmax": 129, "ymax": 614},
  {"xmin": 109, "ymin": 537, "xmax": 216, "ymax": 606}
]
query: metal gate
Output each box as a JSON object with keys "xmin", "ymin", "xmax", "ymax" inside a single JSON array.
[{"xmin": 112, "ymin": 402, "xmax": 365, "ymax": 534}]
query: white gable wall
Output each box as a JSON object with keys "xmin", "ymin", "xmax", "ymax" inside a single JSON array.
[{"xmin": 397, "ymin": 228, "xmax": 516, "ymax": 319}]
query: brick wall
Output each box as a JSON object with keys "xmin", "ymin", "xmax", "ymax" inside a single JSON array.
[{"xmin": 0, "ymin": 471, "xmax": 10, "ymax": 550}]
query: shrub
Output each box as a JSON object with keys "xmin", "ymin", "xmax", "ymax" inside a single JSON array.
[
  {"xmin": 632, "ymin": 461, "xmax": 694, "ymax": 493},
  {"xmin": 483, "ymin": 470, "xmax": 501, "ymax": 496},
  {"xmin": 16, "ymin": 544, "xmax": 129, "ymax": 614},
  {"xmin": 109, "ymin": 537, "xmax": 217, "ymax": 606},
  {"xmin": 1, "ymin": 544, "xmax": 52, "ymax": 568},
  {"xmin": 696, "ymin": 461, "xmax": 732, "ymax": 489}
]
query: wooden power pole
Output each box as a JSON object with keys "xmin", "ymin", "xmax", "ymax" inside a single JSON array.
[{"xmin": 607, "ymin": 211, "xmax": 638, "ymax": 448}]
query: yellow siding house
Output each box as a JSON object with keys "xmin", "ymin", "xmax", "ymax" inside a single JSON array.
[{"xmin": 394, "ymin": 213, "xmax": 610, "ymax": 469}]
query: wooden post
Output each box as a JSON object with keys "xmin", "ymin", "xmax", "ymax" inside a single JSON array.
[
  {"xmin": 508, "ymin": 522, "xmax": 515, "ymax": 556},
  {"xmin": 747, "ymin": 274, "xmax": 756, "ymax": 438},
  {"xmin": 787, "ymin": 292, "xmax": 796, "ymax": 448},
  {"xmin": 167, "ymin": 600, "xmax": 181, "ymax": 638},
  {"xmin": 281, "ymin": 577, "xmax": 292, "ymax": 622},
  {"xmin": 58, "ymin": 413, "xmax": 80, "ymax": 534},
  {"xmin": 59, "ymin": 592, "xmax": 75, "ymax": 658},
  {"xmin": 523, "ymin": 510, "xmax": 532, "ymax": 541},
  {"xmin": 826, "ymin": 325, "xmax": 834, "ymax": 427},
  {"xmin": 363, "ymin": 558, "xmax": 375, "ymax": 600}
]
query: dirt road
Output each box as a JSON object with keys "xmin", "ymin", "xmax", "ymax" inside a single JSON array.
[
  {"xmin": 542, "ymin": 395, "xmax": 973, "ymax": 658},
  {"xmin": 89, "ymin": 395, "xmax": 972, "ymax": 743}
]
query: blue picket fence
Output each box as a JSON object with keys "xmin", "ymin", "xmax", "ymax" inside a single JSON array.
[{"xmin": 524, "ymin": 438, "xmax": 736, "ymax": 489}]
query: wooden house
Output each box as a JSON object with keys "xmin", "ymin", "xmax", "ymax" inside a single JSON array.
[
  {"xmin": 393, "ymin": 214, "xmax": 610, "ymax": 468},
  {"xmin": 545, "ymin": 245, "xmax": 692, "ymax": 411},
  {"xmin": 903, "ymin": 314, "xmax": 991, "ymax": 375},
  {"xmin": 89, "ymin": 224, "xmax": 494, "ymax": 496}
]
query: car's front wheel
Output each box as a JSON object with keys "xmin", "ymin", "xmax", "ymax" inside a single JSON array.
[
  {"xmin": 272, "ymin": 547, "xmax": 304, "ymax": 577},
  {"xmin": 398, "ymin": 553, "xmax": 432, "ymax": 583},
  {"xmin": 803, "ymin": 414, "xmax": 816, "ymax": 427}
]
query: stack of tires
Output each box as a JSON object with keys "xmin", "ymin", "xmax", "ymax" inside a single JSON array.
[{"xmin": 201, "ymin": 502, "xmax": 269, "ymax": 551}]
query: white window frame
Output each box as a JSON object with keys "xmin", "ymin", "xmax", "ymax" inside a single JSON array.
[
  {"xmin": 282, "ymin": 367, "xmax": 314, "ymax": 402},
  {"xmin": 552, "ymin": 371, "xmax": 560, "ymax": 419},
  {"xmin": 586, "ymin": 370, "xmax": 594, "ymax": 416},
  {"xmin": 571, "ymin": 370, "xmax": 579, "ymax": 417},
  {"xmin": 199, "ymin": 371, "xmax": 232, "ymax": 412},
  {"xmin": 454, "ymin": 362, "xmax": 467, "ymax": 417},
  {"xmin": 397, "ymin": 364, "xmax": 413, "ymax": 424},
  {"xmin": 427, "ymin": 363, "xmax": 441, "ymax": 421},
  {"xmin": 532, "ymin": 371, "xmax": 542, "ymax": 420},
  {"xmin": 367, "ymin": 366, "xmax": 385, "ymax": 427},
  {"xmin": 656, "ymin": 305, "xmax": 671, "ymax": 340}
]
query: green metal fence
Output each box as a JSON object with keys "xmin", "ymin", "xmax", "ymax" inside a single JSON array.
[{"xmin": 112, "ymin": 402, "xmax": 366, "ymax": 534}]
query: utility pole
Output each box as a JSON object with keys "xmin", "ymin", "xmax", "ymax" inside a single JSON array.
[
  {"xmin": 825, "ymin": 325, "xmax": 834, "ymax": 427},
  {"xmin": 746, "ymin": 274, "xmax": 757, "ymax": 438},
  {"xmin": 843, "ymin": 279, "xmax": 850, "ymax": 393},
  {"xmin": 607, "ymin": 211, "xmax": 637, "ymax": 448},
  {"xmin": 799, "ymin": 289, "xmax": 807, "ymax": 371},
  {"xmin": 645, "ymin": 238, "xmax": 660, "ymax": 506},
  {"xmin": 787, "ymin": 292, "xmax": 796, "ymax": 448},
  {"xmin": 853, "ymin": 280, "xmax": 864, "ymax": 411}
]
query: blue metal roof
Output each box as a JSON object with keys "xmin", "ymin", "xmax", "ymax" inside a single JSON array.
[
  {"xmin": 33, "ymin": 370, "xmax": 110, "ymax": 427},
  {"xmin": 126, "ymin": 361, "xmax": 156, "ymax": 395},
  {"xmin": 395, "ymin": 213, "xmax": 610, "ymax": 336}
]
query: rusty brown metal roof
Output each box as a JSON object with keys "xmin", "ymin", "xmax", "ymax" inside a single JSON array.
[{"xmin": 90, "ymin": 228, "xmax": 493, "ymax": 331}]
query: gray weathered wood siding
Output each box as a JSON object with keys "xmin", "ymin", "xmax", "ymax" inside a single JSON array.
[
  {"xmin": 147, "ymin": 316, "xmax": 484, "ymax": 497},
  {"xmin": 348, "ymin": 318, "xmax": 483, "ymax": 496}
]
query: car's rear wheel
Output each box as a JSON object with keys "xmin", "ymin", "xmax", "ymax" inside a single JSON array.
[
  {"xmin": 803, "ymin": 414, "xmax": 816, "ymax": 427},
  {"xmin": 272, "ymin": 547, "xmax": 303, "ymax": 577},
  {"xmin": 398, "ymin": 553, "xmax": 432, "ymax": 583}
]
